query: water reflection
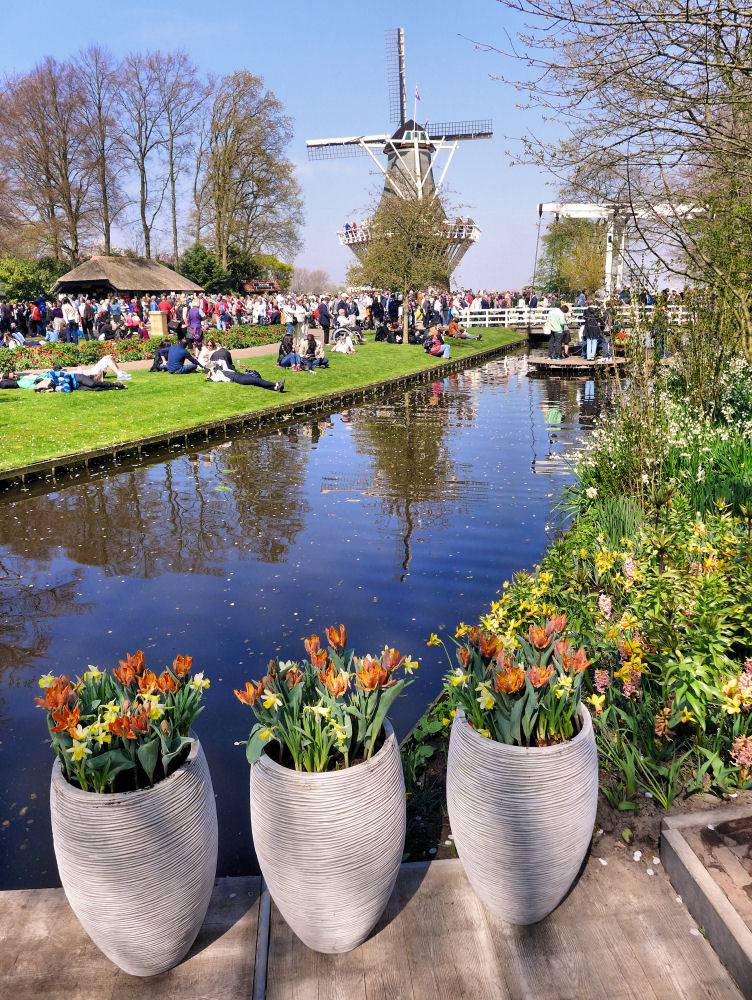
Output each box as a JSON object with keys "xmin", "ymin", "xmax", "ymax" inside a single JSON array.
[{"xmin": 0, "ymin": 349, "xmax": 611, "ymax": 888}]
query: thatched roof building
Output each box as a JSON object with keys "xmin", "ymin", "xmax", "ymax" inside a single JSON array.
[{"xmin": 52, "ymin": 256, "xmax": 203, "ymax": 297}]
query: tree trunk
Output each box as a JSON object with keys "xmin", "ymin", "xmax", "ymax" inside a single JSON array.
[{"xmin": 169, "ymin": 136, "xmax": 179, "ymax": 265}]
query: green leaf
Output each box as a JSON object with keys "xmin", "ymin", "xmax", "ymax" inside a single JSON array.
[{"xmin": 137, "ymin": 738, "xmax": 160, "ymax": 784}]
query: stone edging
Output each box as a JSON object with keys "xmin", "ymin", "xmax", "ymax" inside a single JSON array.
[
  {"xmin": 662, "ymin": 806, "xmax": 752, "ymax": 996},
  {"xmin": 0, "ymin": 340, "xmax": 524, "ymax": 490}
]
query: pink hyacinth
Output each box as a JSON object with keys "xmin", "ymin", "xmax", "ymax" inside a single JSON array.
[
  {"xmin": 624, "ymin": 556, "xmax": 636, "ymax": 581},
  {"xmin": 744, "ymin": 657, "xmax": 752, "ymax": 675},
  {"xmin": 597, "ymin": 594, "xmax": 612, "ymax": 619},
  {"xmin": 739, "ymin": 672, "xmax": 752, "ymax": 705},
  {"xmin": 623, "ymin": 670, "xmax": 643, "ymax": 699},
  {"xmin": 731, "ymin": 735, "xmax": 752, "ymax": 770},
  {"xmin": 594, "ymin": 669, "xmax": 611, "ymax": 693}
]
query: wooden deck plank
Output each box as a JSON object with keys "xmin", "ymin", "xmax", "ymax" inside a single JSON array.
[{"xmin": 0, "ymin": 877, "xmax": 261, "ymax": 1000}]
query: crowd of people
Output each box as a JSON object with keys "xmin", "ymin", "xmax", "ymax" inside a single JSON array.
[{"xmin": 0, "ymin": 282, "xmax": 685, "ymax": 392}]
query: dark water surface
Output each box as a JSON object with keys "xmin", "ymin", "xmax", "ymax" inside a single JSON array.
[{"xmin": 0, "ymin": 350, "xmax": 607, "ymax": 888}]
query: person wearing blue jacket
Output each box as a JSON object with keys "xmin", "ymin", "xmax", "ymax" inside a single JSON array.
[{"xmin": 167, "ymin": 338, "xmax": 203, "ymax": 374}]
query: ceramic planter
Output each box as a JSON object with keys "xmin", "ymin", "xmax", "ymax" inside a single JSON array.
[
  {"xmin": 250, "ymin": 720, "xmax": 405, "ymax": 953},
  {"xmin": 447, "ymin": 706, "xmax": 598, "ymax": 924},
  {"xmin": 50, "ymin": 738, "xmax": 218, "ymax": 977}
]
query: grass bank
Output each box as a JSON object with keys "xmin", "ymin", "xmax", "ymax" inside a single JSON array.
[{"xmin": 0, "ymin": 330, "xmax": 523, "ymax": 471}]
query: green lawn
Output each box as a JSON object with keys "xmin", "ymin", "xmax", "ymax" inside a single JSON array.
[{"xmin": 0, "ymin": 331, "xmax": 524, "ymax": 471}]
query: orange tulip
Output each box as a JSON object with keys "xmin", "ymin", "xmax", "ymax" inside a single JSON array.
[
  {"xmin": 478, "ymin": 632, "xmax": 500, "ymax": 660},
  {"xmin": 36, "ymin": 679, "xmax": 76, "ymax": 712},
  {"xmin": 157, "ymin": 671, "xmax": 179, "ymax": 694},
  {"xmin": 527, "ymin": 625, "xmax": 549, "ymax": 650},
  {"xmin": 553, "ymin": 638, "xmax": 572, "ymax": 660},
  {"xmin": 137, "ymin": 670, "xmax": 159, "ymax": 694},
  {"xmin": 320, "ymin": 663, "xmax": 350, "ymax": 697},
  {"xmin": 563, "ymin": 648, "xmax": 592, "ymax": 674},
  {"xmin": 325, "ymin": 624, "xmax": 347, "ymax": 654},
  {"xmin": 458, "ymin": 646, "xmax": 471, "ymax": 669},
  {"xmin": 545, "ymin": 614, "xmax": 567, "ymax": 637},
  {"xmin": 172, "ymin": 654, "xmax": 193, "ymax": 677},
  {"xmin": 304, "ymin": 635, "xmax": 321, "ymax": 660},
  {"xmin": 50, "ymin": 704, "xmax": 80, "ymax": 735},
  {"xmin": 234, "ymin": 680, "xmax": 264, "ymax": 706},
  {"xmin": 494, "ymin": 667, "xmax": 525, "ymax": 695},
  {"xmin": 381, "ymin": 646, "xmax": 405, "ymax": 672},
  {"xmin": 528, "ymin": 664, "xmax": 554, "ymax": 688},
  {"xmin": 283, "ymin": 667, "xmax": 303, "ymax": 690},
  {"xmin": 311, "ymin": 647, "xmax": 329, "ymax": 673},
  {"xmin": 355, "ymin": 654, "xmax": 395, "ymax": 691},
  {"xmin": 114, "ymin": 650, "xmax": 145, "ymax": 685}
]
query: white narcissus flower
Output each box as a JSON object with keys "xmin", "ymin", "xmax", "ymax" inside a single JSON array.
[{"xmin": 585, "ymin": 486, "xmax": 598, "ymax": 499}]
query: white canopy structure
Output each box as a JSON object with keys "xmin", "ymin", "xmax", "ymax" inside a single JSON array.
[{"xmin": 537, "ymin": 202, "xmax": 702, "ymax": 294}]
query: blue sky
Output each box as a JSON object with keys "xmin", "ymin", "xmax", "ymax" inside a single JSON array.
[{"xmin": 1, "ymin": 0, "xmax": 557, "ymax": 288}]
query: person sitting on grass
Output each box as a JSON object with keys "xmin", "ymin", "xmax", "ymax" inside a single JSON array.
[
  {"xmin": 447, "ymin": 318, "xmax": 482, "ymax": 341},
  {"xmin": 277, "ymin": 333, "xmax": 303, "ymax": 370},
  {"xmin": 425, "ymin": 328, "xmax": 450, "ymax": 359},
  {"xmin": 205, "ymin": 358, "xmax": 285, "ymax": 392},
  {"xmin": 149, "ymin": 338, "xmax": 172, "ymax": 372},
  {"xmin": 167, "ymin": 337, "xmax": 204, "ymax": 374},
  {"xmin": 301, "ymin": 333, "xmax": 329, "ymax": 370}
]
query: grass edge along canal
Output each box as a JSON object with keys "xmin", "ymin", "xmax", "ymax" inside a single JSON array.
[{"xmin": 0, "ymin": 331, "xmax": 524, "ymax": 477}]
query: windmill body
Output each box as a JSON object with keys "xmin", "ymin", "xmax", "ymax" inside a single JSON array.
[{"xmin": 307, "ymin": 29, "xmax": 492, "ymax": 270}]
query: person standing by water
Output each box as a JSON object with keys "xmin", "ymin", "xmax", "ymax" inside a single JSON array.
[{"xmin": 546, "ymin": 303, "xmax": 570, "ymax": 359}]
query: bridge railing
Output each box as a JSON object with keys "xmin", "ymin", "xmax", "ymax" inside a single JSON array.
[{"xmin": 456, "ymin": 304, "xmax": 690, "ymax": 329}]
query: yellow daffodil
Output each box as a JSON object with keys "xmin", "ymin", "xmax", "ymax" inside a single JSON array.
[
  {"xmin": 329, "ymin": 720, "xmax": 347, "ymax": 743},
  {"xmin": 427, "ymin": 633, "xmax": 441, "ymax": 647},
  {"xmin": 65, "ymin": 741, "xmax": 92, "ymax": 762},
  {"xmin": 586, "ymin": 694, "xmax": 605, "ymax": 714},
  {"xmin": 450, "ymin": 668, "xmax": 470, "ymax": 688},
  {"xmin": 84, "ymin": 665, "xmax": 102, "ymax": 681},
  {"xmin": 190, "ymin": 671, "xmax": 210, "ymax": 690},
  {"xmin": 450, "ymin": 709, "xmax": 456, "ymax": 718},
  {"xmin": 100, "ymin": 700, "xmax": 120, "ymax": 725},
  {"xmin": 307, "ymin": 703, "xmax": 331, "ymax": 719},
  {"xmin": 38, "ymin": 674, "xmax": 56, "ymax": 689},
  {"xmin": 614, "ymin": 664, "xmax": 632, "ymax": 683},
  {"xmin": 442, "ymin": 717, "xmax": 451, "ymax": 726},
  {"xmin": 262, "ymin": 691, "xmax": 283, "ymax": 711},
  {"xmin": 476, "ymin": 684, "xmax": 495, "ymax": 712},
  {"xmin": 258, "ymin": 727, "xmax": 274, "ymax": 741},
  {"xmin": 554, "ymin": 675, "xmax": 573, "ymax": 699},
  {"xmin": 579, "ymin": 548, "xmax": 588, "ymax": 559},
  {"xmin": 680, "ymin": 708, "xmax": 696, "ymax": 724},
  {"xmin": 403, "ymin": 659, "xmax": 419, "ymax": 675},
  {"xmin": 477, "ymin": 728, "xmax": 491, "ymax": 738},
  {"xmin": 724, "ymin": 697, "xmax": 742, "ymax": 716},
  {"xmin": 70, "ymin": 724, "xmax": 90, "ymax": 742},
  {"xmin": 92, "ymin": 727, "xmax": 112, "ymax": 747}
]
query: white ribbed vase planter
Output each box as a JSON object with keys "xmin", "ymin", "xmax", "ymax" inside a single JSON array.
[
  {"xmin": 447, "ymin": 706, "xmax": 598, "ymax": 925},
  {"xmin": 250, "ymin": 720, "xmax": 405, "ymax": 953},
  {"xmin": 50, "ymin": 738, "xmax": 218, "ymax": 977}
]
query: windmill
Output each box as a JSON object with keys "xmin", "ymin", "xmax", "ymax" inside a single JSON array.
[{"xmin": 307, "ymin": 28, "xmax": 493, "ymax": 270}]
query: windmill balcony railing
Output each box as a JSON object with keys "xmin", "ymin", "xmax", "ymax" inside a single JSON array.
[{"xmin": 456, "ymin": 303, "xmax": 690, "ymax": 329}]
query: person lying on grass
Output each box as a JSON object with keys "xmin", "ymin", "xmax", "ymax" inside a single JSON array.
[{"xmin": 204, "ymin": 358, "xmax": 285, "ymax": 392}]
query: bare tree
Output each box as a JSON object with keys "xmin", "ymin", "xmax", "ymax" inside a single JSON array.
[
  {"xmin": 487, "ymin": 1, "xmax": 752, "ymax": 342},
  {"xmin": 115, "ymin": 52, "xmax": 169, "ymax": 258},
  {"xmin": 75, "ymin": 46, "xmax": 127, "ymax": 255},
  {"xmin": 290, "ymin": 267, "xmax": 335, "ymax": 294},
  {"xmin": 0, "ymin": 57, "xmax": 95, "ymax": 261},
  {"xmin": 202, "ymin": 71, "xmax": 302, "ymax": 269},
  {"xmin": 156, "ymin": 51, "xmax": 207, "ymax": 266}
]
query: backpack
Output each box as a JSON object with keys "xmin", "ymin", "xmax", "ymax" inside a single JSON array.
[{"xmin": 313, "ymin": 305, "xmax": 321, "ymax": 321}]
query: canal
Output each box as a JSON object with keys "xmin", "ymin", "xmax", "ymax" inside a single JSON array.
[{"xmin": 0, "ymin": 349, "xmax": 608, "ymax": 888}]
